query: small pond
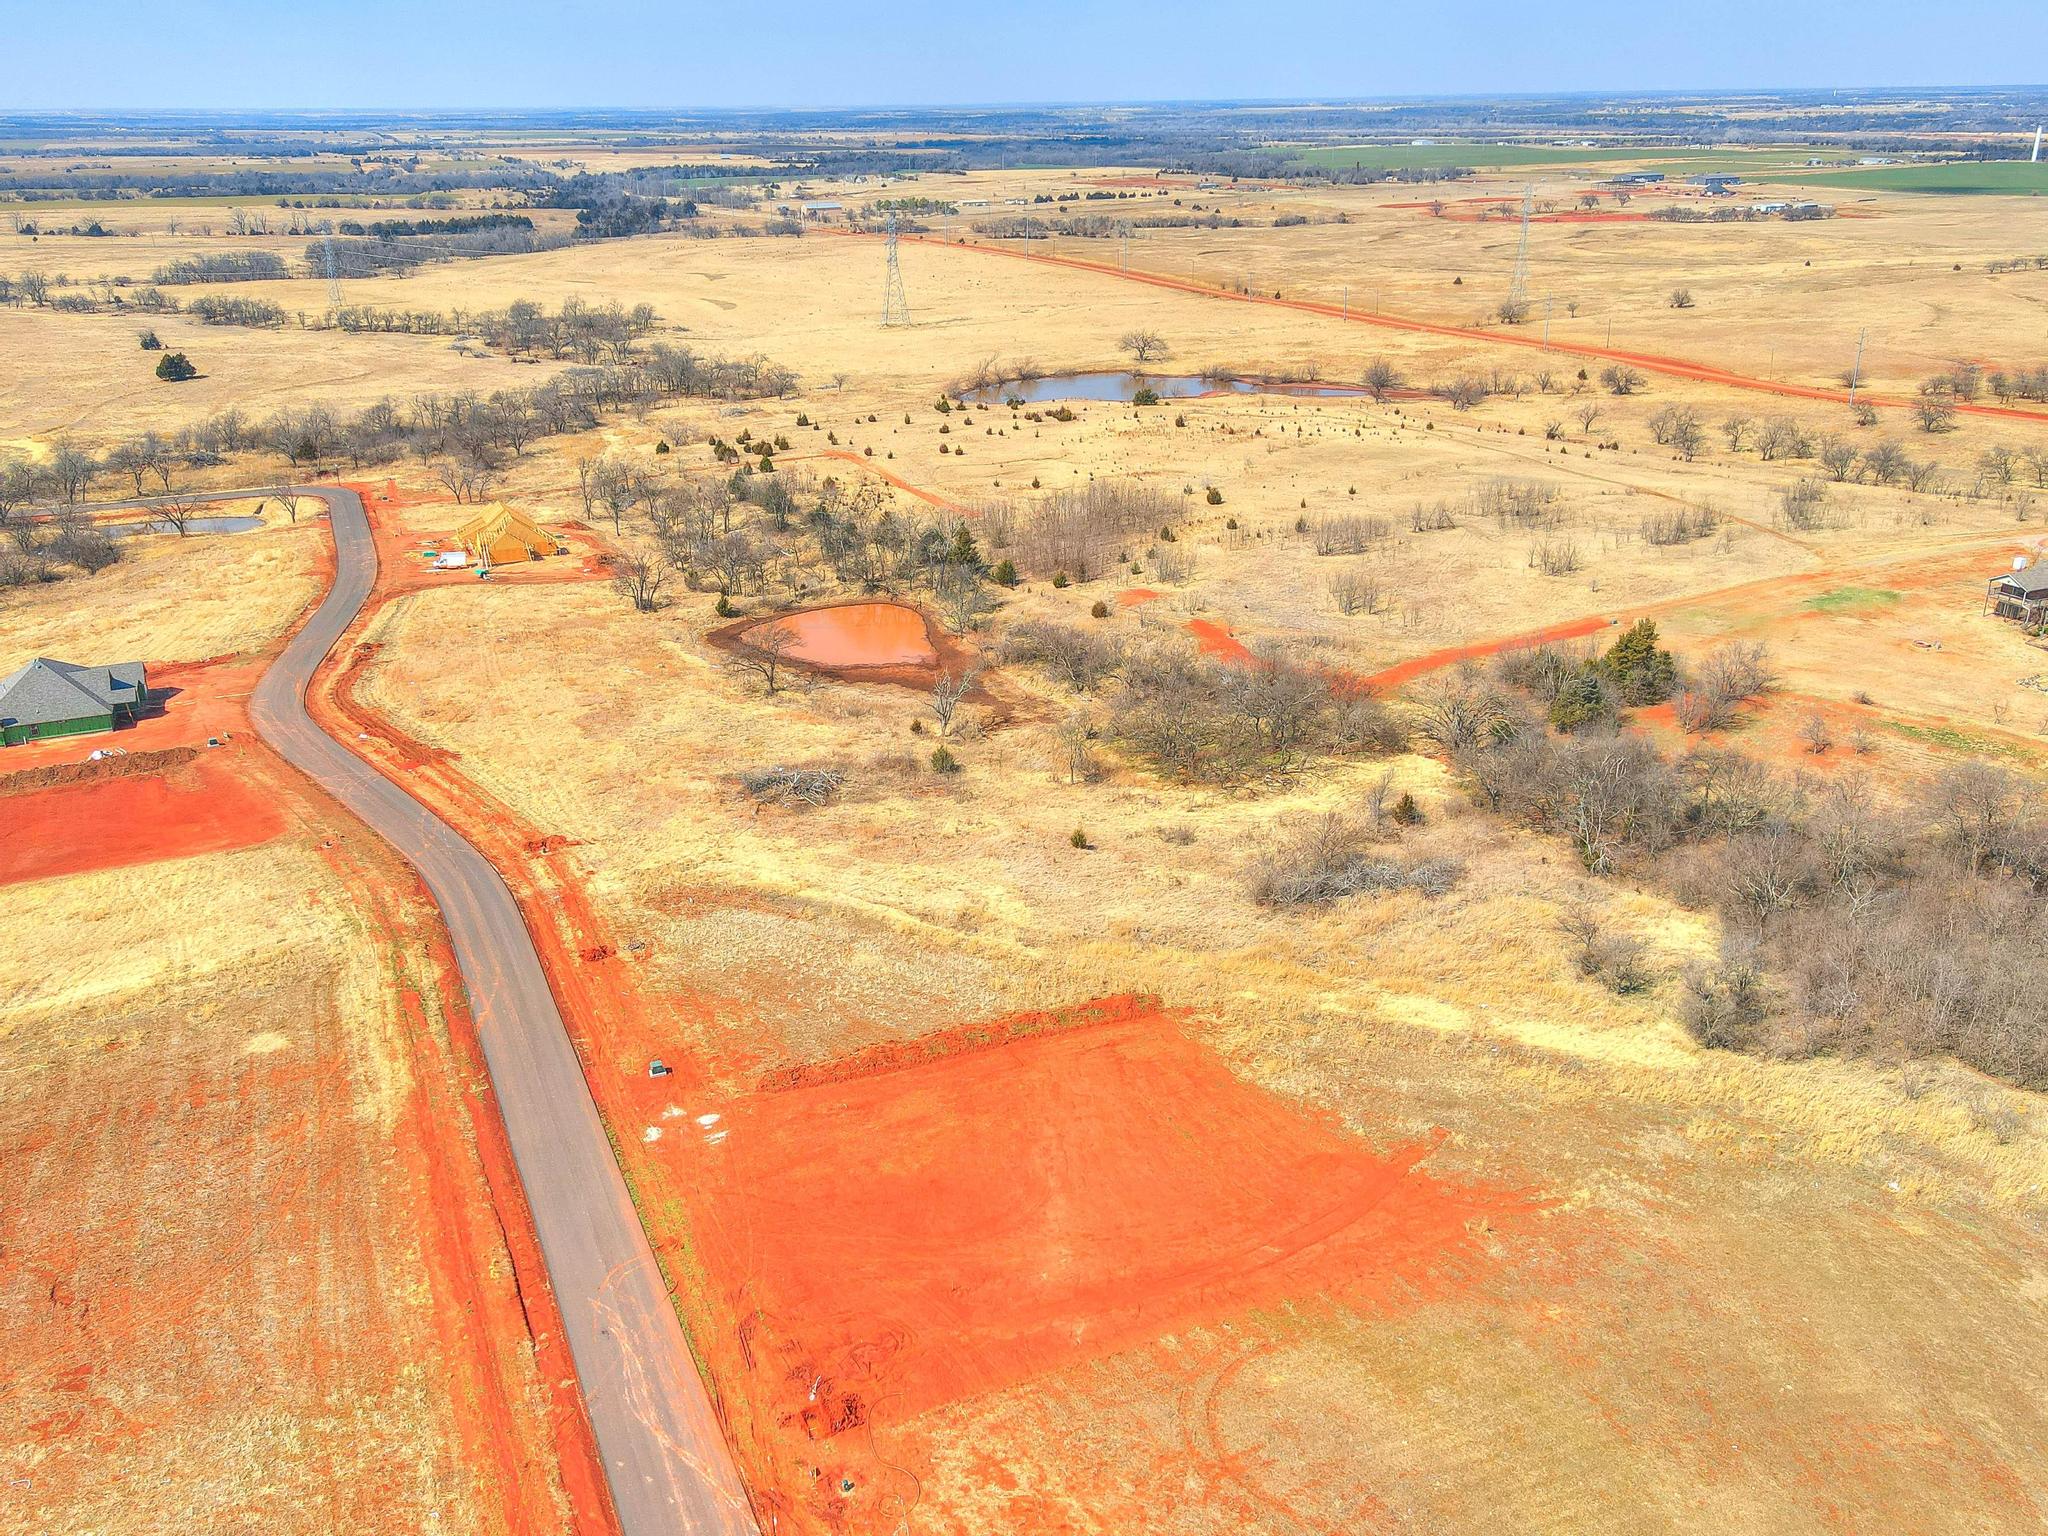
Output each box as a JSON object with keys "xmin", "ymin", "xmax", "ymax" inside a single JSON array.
[
  {"xmin": 960, "ymin": 372, "xmax": 1369, "ymax": 405},
  {"xmin": 750, "ymin": 602, "xmax": 938, "ymax": 670},
  {"xmin": 107, "ymin": 515, "xmax": 266, "ymax": 539}
]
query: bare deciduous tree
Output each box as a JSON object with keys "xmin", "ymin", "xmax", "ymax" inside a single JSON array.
[
  {"xmin": 726, "ymin": 619, "xmax": 799, "ymax": 694},
  {"xmin": 928, "ymin": 668, "xmax": 980, "ymax": 736},
  {"xmin": 611, "ymin": 551, "xmax": 668, "ymax": 611},
  {"xmin": 1119, "ymin": 330, "xmax": 1168, "ymax": 365}
]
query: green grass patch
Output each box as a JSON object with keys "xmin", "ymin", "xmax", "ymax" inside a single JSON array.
[
  {"xmin": 1787, "ymin": 162, "xmax": 2048, "ymax": 196},
  {"xmin": 1882, "ymin": 719, "xmax": 2030, "ymax": 759},
  {"xmin": 1804, "ymin": 586, "xmax": 1903, "ymax": 613},
  {"xmin": 1275, "ymin": 142, "xmax": 1839, "ymax": 177}
]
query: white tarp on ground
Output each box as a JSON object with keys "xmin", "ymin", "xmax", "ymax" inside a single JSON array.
[{"xmin": 433, "ymin": 551, "xmax": 470, "ymax": 569}]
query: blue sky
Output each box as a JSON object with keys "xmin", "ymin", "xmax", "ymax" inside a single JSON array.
[{"xmin": 3, "ymin": 1, "xmax": 2044, "ymax": 110}]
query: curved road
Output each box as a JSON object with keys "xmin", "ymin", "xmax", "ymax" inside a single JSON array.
[{"xmin": 242, "ymin": 487, "xmax": 756, "ymax": 1536}]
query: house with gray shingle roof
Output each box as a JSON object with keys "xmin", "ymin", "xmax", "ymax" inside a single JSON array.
[
  {"xmin": 1987, "ymin": 561, "xmax": 2048, "ymax": 629},
  {"xmin": 0, "ymin": 658, "xmax": 149, "ymax": 747}
]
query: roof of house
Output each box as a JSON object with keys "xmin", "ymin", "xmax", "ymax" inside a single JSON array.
[
  {"xmin": 456, "ymin": 503, "xmax": 554, "ymax": 557},
  {"xmin": 0, "ymin": 657, "xmax": 147, "ymax": 728},
  {"xmin": 1996, "ymin": 564, "xmax": 2048, "ymax": 597}
]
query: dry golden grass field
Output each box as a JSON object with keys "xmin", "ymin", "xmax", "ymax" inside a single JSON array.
[{"xmin": 6, "ymin": 127, "xmax": 2048, "ymax": 1535}]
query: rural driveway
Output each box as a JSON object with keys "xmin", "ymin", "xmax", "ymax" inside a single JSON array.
[{"xmin": 241, "ymin": 486, "xmax": 756, "ymax": 1536}]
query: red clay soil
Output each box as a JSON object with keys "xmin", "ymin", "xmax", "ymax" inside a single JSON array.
[
  {"xmin": 340, "ymin": 480, "xmax": 614, "ymax": 600},
  {"xmin": 673, "ymin": 997, "xmax": 1522, "ymax": 1533},
  {"xmin": 1362, "ymin": 614, "xmax": 1621, "ymax": 691},
  {"xmin": 314, "ymin": 497, "xmax": 1542, "ymax": 1535},
  {"xmin": 0, "ymin": 748, "xmax": 287, "ymax": 888},
  {"xmin": 704, "ymin": 598, "xmax": 995, "ymax": 700},
  {"xmin": 1187, "ymin": 618, "xmax": 1253, "ymax": 663},
  {"xmin": 0, "ymin": 654, "xmax": 271, "ymax": 771},
  {"xmin": 870, "ymin": 231, "xmax": 2048, "ymax": 426},
  {"xmin": 766, "ymin": 602, "xmax": 939, "ymax": 669},
  {"xmin": 804, "ymin": 449, "xmax": 970, "ymax": 513},
  {"xmin": 6, "ymin": 748, "xmax": 594, "ymax": 1534},
  {"xmin": 2, "ymin": 489, "xmax": 606, "ymax": 1533},
  {"xmin": 1118, "ymin": 587, "xmax": 1163, "ymax": 607},
  {"xmin": 315, "ymin": 830, "xmax": 619, "ymax": 1536}
]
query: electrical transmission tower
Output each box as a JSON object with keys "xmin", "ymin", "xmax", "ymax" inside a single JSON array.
[
  {"xmin": 1116, "ymin": 219, "xmax": 1132, "ymax": 272},
  {"xmin": 323, "ymin": 233, "xmax": 342, "ymax": 311},
  {"xmin": 1506, "ymin": 184, "xmax": 1533, "ymax": 318},
  {"xmin": 880, "ymin": 212, "xmax": 911, "ymax": 327}
]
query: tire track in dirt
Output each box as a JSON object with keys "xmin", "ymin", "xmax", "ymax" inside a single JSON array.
[{"xmin": 791, "ymin": 447, "xmax": 971, "ymax": 512}]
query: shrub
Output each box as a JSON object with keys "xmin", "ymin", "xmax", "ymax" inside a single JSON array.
[
  {"xmin": 992, "ymin": 558, "xmax": 1018, "ymax": 587},
  {"xmin": 154, "ymin": 352, "xmax": 197, "ymax": 382},
  {"xmin": 1090, "ymin": 599, "xmax": 1110, "ymax": 618},
  {"xmin": 1547, "ymin": 672, "xmax": 1612, "ymax": 732},
  {"xmin": 1679, "ymin": 951, "xmax": 1773, "ymax": 1050},
  {"xmin": 999, "ymin": 618, "xmax": 1123, "ymax": 691},
  {"xmin": 929, "ymin": 744, "xmax": 959, "ymax": 773},
  {"xmin": 1246, "ymin": 813, "xmax": 1463, "ymax": 906},
  {"xmin": 137, "ymin": 330, "xmax": 161, "ymax": 350},
  {"xmin": 1051, "ymin": 571, "xmax": 1070, "ymax": 588},
  {"xmin": 1597, "ymin": 618, "xmax": 1678, "ymax": 705},
  {"xmin": 1205, "ymin": 487, "xmax": 1224, "ymax": 505},
  {"xmin": 1390, "ymin": 792, "xmax": 1423, "ymax": 826},
  {"xmin": 1070, "ymin": 826, "xmax": 1090, "ymax": 849}
]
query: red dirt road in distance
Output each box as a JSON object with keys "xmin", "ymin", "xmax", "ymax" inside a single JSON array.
[
  {"xmin": 808, "ymin": 449, "xmax": 969, "ymax": 513},
  {"xmin": 0, "ymin": 751, "xmax": 286, "ymax": 887},
  {"xmin": 878, "ymin": 232, "xmax": 2048, "ymax": 426},
  {"xmin": 1361, "ymin": 614, "xmax": 1620, "ymax": 691},
  {"xmin": 702, "ymin": 1000, "xmax": 1515, "ymax": 1439}
]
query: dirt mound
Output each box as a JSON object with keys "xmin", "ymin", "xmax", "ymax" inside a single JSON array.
[{"xmin": 0, "ymin": 744, "xmax": 200, "ymax": 797}]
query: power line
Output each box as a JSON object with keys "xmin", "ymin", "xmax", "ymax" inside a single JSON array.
[
  {"xmin": 1507, "ymin": 183, "xmax": 1533, "ymax": 314},
  {"xmin": 323, "ymin": 234, "xmax": 342, "ymax": 311},
  {"xmin": 881, "ymin": 211, "xmax": 911, "ymax": 327}
]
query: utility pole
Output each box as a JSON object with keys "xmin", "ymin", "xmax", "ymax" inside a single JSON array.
[
  {"xmin": 881, "ymin": 212, "xmax": 911, "ymax": 327},
  {"xmin": 1543, "ymin": 296, "xmax": 1553, "ymax": 349},
  {"xmin": 1847, "ymin": 327, "xmax": 1868, "ymax": 405},
  {"xmin": 1342, "ymin": 284, "xmax": 1348, "ymax": 320},
  {"xmin": 323, "ymin": 234, "xmax": 342, "ymax": 313},
  {"xmin": 1506, "ymin": 183, "xmax": 1533, "ymax": 318}
]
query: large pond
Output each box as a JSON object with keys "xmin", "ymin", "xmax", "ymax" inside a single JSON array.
[
  {"xmin": 750, "ymin": 602, "xmax": 938, "ymax": 670},
  {"xmin": 960, "ymin": 372, "xmax": 1370, "ymax": 405},
  {"xmin": 107, "ymin": 515, "xmax": 265, "ymax": 539}
]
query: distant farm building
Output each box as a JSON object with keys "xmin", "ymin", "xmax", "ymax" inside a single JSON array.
[
  {"xmin": 458, "ymin": 505, "xmax": 560, "ymax": 569},
  {"xmin": 1986, "ymin": 559, "xmax": 2048, "ymax": 627},
  {"xmin": 800, "ymin": 200, "xmax": 843, "ymax": 217},
  {"xmin": 1690, "ymin": 174, "xmax": 1741, "ymax": 194},
  {"xmin": 1608, "ymin": 171, "xmax": 1666, "ymax": 186},
  {"xmin": 1, "ymin": 657, "xmax": 148, "ymax": 747}
]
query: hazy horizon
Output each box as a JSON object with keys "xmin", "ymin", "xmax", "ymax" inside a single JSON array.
[{"xmin": 5, "ymin": 0, "xmax": 2046, "ymax": 113}]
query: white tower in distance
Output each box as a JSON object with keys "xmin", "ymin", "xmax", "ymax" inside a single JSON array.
[{"xmin": 2033, "ymin": 125, "xmax": 2043, "ymax": 164}]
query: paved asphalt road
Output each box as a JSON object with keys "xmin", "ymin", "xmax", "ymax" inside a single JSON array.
[{"xmin": 238, "ymin": 487, "xmax": 757, "ymax": 1535}]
